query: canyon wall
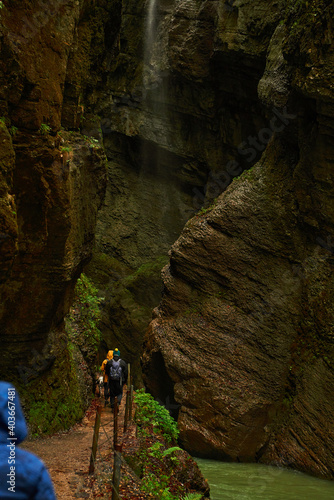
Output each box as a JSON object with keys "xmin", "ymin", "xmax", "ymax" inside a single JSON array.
[
  {"xmin": 0, "ymin": 0, "xmax": 333, "ymax": 477},
  {"xmin": 87, "ymin": 0, "xmax": 282, "ymax": 381},
  {"xmin": 141, "ymin": 0, "xmax": 334, "ymax": 480},
  {"xmin": 0, "ymin": 0, "xmax": 108, "ymax": 429}
]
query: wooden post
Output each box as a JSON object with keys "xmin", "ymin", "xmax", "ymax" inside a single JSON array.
[
  {"xmin": 127, "ymin": 363, "xmax": 131, "ymax": 387},
  {"xmin": 112, "ymin": 443, "xmax": 122, "ymax": 500},
  {"xmin": 113, "ymin": 397, "xmax": 118, "ymax": 449},
  {"xmin": 123, "ymin": 389, "xmax": 130, "ymax": 433},
  {"xmin": 129, "ymin": 385, "xmax": 134, "ymax": 422},
  {"xmin": 112, "ymin": 397, "xmax": 121, "ymax": 500},
  {"xmin": 89, "ymin": 406, "xmax": 102, "ymax": 474}
]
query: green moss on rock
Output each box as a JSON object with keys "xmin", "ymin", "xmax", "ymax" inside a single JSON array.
[
  {"xmin": 86, "ymin": 252, "xmax": 132, "ymax": 286},
  {"xmin": 85, "ymin": 253, "xmax": 169, "ymax": 387},
  {"xmin": 21, "ymin": 346, "xmax": 85, "ymax": 436}
]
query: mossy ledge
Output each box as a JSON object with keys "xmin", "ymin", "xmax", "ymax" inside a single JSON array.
[{"xmin": 18, "ymin": 274, "xmax": 102, "ymax": 437}]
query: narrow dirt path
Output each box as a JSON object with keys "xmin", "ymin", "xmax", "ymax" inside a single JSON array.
[{"xmin": 22, "ymin": 395, "xmax": 127, "ymax": 499}]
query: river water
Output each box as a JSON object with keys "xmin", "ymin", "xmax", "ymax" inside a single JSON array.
[{"xmin": 195, "ymin": 459, "xmax": 334, "ymax": 499}]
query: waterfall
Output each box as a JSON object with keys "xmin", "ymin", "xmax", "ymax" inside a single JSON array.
[
  {"xmin": 142, "ymin": 0, "xmax": 169, "ymax": 148},
  {"xmin": 145, "ymin": 0, "xmax": 158, "ymax": 63},
  {"xmin": 139, "ymin": 0, "xmax": 189, "ymax": 240}
]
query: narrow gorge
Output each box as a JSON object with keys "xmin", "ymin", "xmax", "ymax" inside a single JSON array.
[{"xmin": 0, "ymin": 0, "xmax": 333, "ymax": 485}]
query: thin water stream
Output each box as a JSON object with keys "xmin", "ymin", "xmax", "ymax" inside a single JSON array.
[
  {"xmin": 195, "ymin": 459, "xmax": 334, "ymax": 500},
  {"xmin": 145, "ymin": 0, "xmax": 158, "ymax": 59}
]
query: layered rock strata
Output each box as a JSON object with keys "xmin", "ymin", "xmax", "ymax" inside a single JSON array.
[
  {"xmin": 88, "ymin": 0, "xmax": 283, "ymax": 376},
  {"xmin": 142, "ymin": 0, "xmax": 334, "ymax": 480},
  {"xmin": 0, "ymin": 0, "xmax": 108, "ymax": 424}
]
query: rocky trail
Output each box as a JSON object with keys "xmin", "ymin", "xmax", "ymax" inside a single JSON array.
[{"xmin": 22, "ymin": 393, "xmax": 138, "ymax": 499}]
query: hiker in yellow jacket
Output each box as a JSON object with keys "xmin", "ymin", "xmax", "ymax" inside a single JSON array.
[{"xmin": 100, "ymin": 350, "xmax": 113, "ymax": 405}]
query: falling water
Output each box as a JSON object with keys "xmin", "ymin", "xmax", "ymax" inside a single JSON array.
[
  {"xmin": 145, "ymin": 0, "xmax": 158, "ymax": 64},
  {"xmin": 142, "ymin": 0, "xmax": 168, "ymax": 148},
  {"xmin": 139, "ymin": 0, "xmax": 189, "ymax": 239}
]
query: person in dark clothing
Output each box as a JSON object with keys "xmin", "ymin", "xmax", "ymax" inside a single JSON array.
[
  {"xmin": 0, "ymin": 381, "xmax": 56, "ymax": 500},
  {"xmin": 105, "ymin": 348, "xmax": 128, "ymax": 408}
]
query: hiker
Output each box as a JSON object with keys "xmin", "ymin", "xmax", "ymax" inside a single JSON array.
[
  {"xmin": 100, "ymin": 350, "xmax": 113, "ymax": 405},
  {"xmin": 0, "ymin": 381, "xmax": 56, "ymax": 499},
  {"xmin": 105, "ymin": 348, "xmax": 128, "ymax": 408}
]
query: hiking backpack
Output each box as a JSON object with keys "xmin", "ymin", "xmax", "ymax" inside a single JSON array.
[{"xmin": 109, "ymin": 359, "xmax": 122, "ymax": 380}]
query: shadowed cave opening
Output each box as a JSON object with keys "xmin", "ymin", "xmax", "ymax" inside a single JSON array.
[{"xmin": 142, "ymin": 350, "xmax": 180, "ymax": 421}]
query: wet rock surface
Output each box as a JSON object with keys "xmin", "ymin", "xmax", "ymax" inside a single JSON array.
[
  {"xmin": 1, "ymin": 0, "xmax": 334, "ymax": 481},
  {"xmin": 0, "ymin": 1, "xmax": 108, "ymax": 424},
  {"xmin": 142, "ymin": 0, "xmax": 334, "ymax": 480}
]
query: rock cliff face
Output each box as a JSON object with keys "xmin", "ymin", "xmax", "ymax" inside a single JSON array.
[
  {"xmin": 0, "ymin": 0, "xmax": 107, "ymax": 426},
  {"xmin": 141, "ymin": 0, "xmax": 334, "ymax": 480},
  {"xmin": 88, "ymin": 0, "xmax": 282, "ymax": 378},
  {"xmin": 1, "ymin": 0, "xmax": 334, "ymax": 478}
]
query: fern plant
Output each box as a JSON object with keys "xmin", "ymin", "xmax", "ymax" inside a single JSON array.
[
  {"xmin": 134, "ymin": 389, "xmax": 179, "ymax": 442},
  {"xmin": 39, "ymin": 123, "xmax": 51, "ymax": 135}
]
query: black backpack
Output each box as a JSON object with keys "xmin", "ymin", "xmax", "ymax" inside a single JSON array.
[{"xmin": 107, "ymin": 359, "xmax": 122, "ymax": 380}]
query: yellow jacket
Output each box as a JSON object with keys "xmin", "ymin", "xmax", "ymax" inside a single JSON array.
[{"xmin": 101, "ymin": 350, "xmax": 113, "ymax": 383}]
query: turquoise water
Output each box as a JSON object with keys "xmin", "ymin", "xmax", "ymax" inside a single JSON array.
[{"xmin": 195, "ymin": 459, "xmax": 334, "ymax": 500}]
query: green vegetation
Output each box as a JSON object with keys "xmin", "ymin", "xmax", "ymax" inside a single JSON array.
[
  {"xmin": 285, "ymin": 0, "xmax": 325, "ymax": 18},
  {"xmin": 60, "ymin": 145, "xmax": 72, "ymax": 153},
  {"xmin": 197, "ymin": 198, "xmax": 217, "ymax": 216},
  {"xmin": 233, "ymin": 165, "xmax": 257, "ymax": 183},
  {"xmin": 85, "ymin": 252, "xmax": 131, "ymax": 286},
  {"xmin": 147, "ymin": 442, "xmax": 182, "ymax": 459},
  {"xmin": 9, "ymin": 126, "xmax": 18, "ymax": 136},
  {"xmin": 28, "ymin": 396, "xmax": 82, "ymax": 436},
  {"xmin": 83, "ymin": 135, "xmax": 100, "ymax": 148},
  {"xmin": 134, "ymin": 389, "xmax": 179, "ymax": 442},
  {"xmin": 140, "ymin": 443, "xmax": 184, "ymax": 499},
  {"xmin": 22, "ymin": 349, "xmax": 84, "ymax": 436},
  {"xmin": 39, "ymin": 123, "xmax": 51, "ymax": 135},
  {"xmin": 242, "ymin": 166, "xmax": 258, "ymax": 182},
  {"xmin": 24, "ymin": 273, "xmax": 104, "ymax": 435},
  {"xmin": 127, "ymin": 390, "xmax": 205, "ymax": 499},
  {"xmin": 67, "ymin": 274, "xmax": 102, "ymax": 351},
  {"xmin": 85, "ymin": 253, "xmax": 169, "ymax": 390},
  {"xmin": 283, "ymin": 0, "xmax": 330, "ymax": 36},
  {"xmin": 122, "ymin": 255, "xmax": 169, "ymax": 288}
]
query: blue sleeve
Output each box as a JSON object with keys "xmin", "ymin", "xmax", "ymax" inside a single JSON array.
[{"xmin": 34, "ymin": 466, "xmax": 57, "ymax": 500}]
